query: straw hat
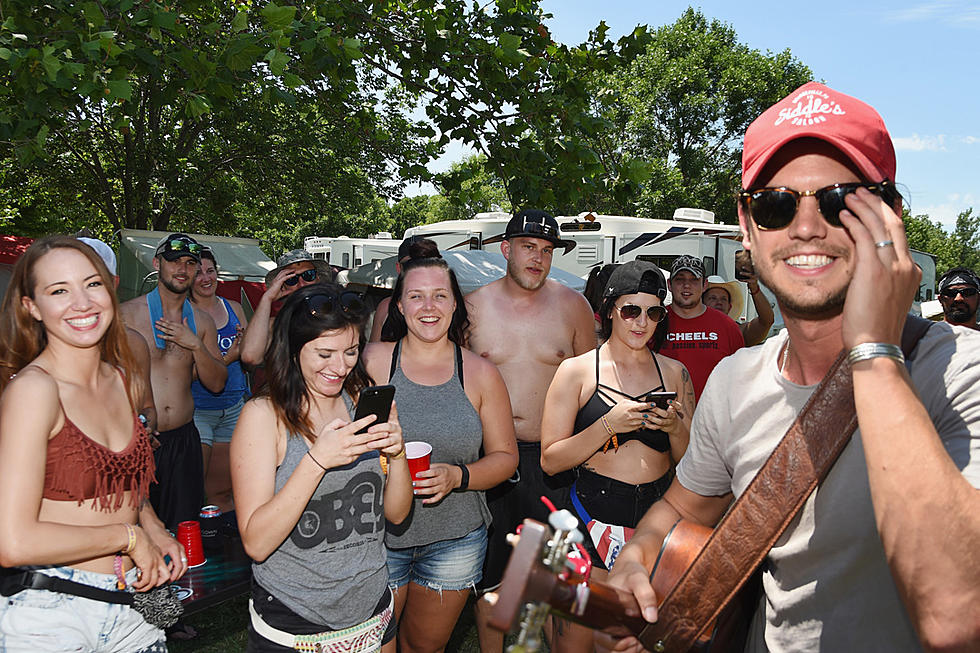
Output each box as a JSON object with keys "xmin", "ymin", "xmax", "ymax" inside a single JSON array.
[{"xmin": 704, "ymin": 275, "xmax": 745, "ymax": 321}]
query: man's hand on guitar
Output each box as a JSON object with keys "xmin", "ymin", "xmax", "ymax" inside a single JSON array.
[{"xmin": 595, "ymin": 559, "xmax": 660, "ymax": 653}]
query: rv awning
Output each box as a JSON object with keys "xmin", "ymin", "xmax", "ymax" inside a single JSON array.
[
  {"xmin": 118, "ymin": 229, "xmax": 276, "ymax": 302},
  {"xmin": 342, "ymin": 249, "xmax": 585, "ymax": 295}
]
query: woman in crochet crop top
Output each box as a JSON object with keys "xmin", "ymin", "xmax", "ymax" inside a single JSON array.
[
  {"xmin": 540, "ymin": 261, "xmax": 695, "ymax": 651},
  {"xmin": 0, "ymin": 236, "xmax": 186, "ymax": 649}
]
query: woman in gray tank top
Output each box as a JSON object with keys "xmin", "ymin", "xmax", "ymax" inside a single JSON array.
[
  {"xmin": 363, "ymin": 257, "xmax": 518, "ymax": 653},
  {"xmin": 231, "ymin": 283, "xmax": 413, "ymax": 653}
]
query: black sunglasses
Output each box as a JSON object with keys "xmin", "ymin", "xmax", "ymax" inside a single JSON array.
[
  {"xmin": 304, "ymin": 291, "xmax": 365, "ymax": 318},
  {"xmin": 162, "ymin": 237, "xmax": 203, "ymax": 255},
  {"xmin": 617, "ymin": 303, "xmax": 667, "ymax": 323},
  {"xmin": 740, "ymin": 180, "xmax": 894, "ymax": 231},
  {"xmin": 284, "ymin": 268, "xmax": 318, "ymax": 287},
  {"xmin": 939, "ymin": 287, "xmax": 978, "ymax": 299}
]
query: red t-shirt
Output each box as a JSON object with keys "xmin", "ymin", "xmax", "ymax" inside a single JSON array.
[{"xmin": 657, "ymin": 305, "xmax": 744, "ymax": 400}]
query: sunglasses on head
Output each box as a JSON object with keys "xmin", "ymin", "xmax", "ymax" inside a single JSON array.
[
  {"xmin": 617, "ymin": 303, "xmax": 667, "ymax": 323},
  {"xmin": 162, "ymin": 238, "xmax": 203, "ymax": 255},
  {"xmin": 939, "ymin": 286, "xmax": 979, "ymax": 299},
  {"xmin": 284, "ymin": 268, "xmax": 318, "ymax": 287},
  {"xmin": 740, "ymin": 180, "xmax": 894, "ymax": 231},
  {"xmin": 304, "ymin": 291, "xmax": 365, "ymax": 318}
]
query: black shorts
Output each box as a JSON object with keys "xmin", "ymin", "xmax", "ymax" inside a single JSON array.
[
  {"xmin": 477, "ymin": 441, "xmax": 573, "ymax": 592},
  {"xmin": 148, "ymin": 420, "xmax": 204, "ymax": 531},
  {"xmin": 570, "ymin": 466, "xmax": 673, "ymax": 569},
  {"xmin": 246, "ymin": 580, "xmax": 396, "ymax": 652}
]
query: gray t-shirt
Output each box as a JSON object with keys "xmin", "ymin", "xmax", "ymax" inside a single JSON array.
[
  {"xmin": 252, "ymin": 395, "xmax": 388, "ymax": 628},
  {"xmin": 677, "ymin": 324, "xmax": 980, "ymax": 652}
]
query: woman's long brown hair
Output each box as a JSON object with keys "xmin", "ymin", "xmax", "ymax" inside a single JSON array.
[{"xmin": 0, "ymin": 236, "xmax": 145, "ymax": 410}]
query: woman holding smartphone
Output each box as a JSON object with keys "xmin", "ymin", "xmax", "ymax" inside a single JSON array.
[
  {"xmin": 232, "ymin": 282, "xmax": 412, "ymax": 653},
  {"xmin": 540, "ymin": 260, "xmax": 694, "ymax": 649},
  {"xmin": 0, "ymin": 236, "xmax": 185, "ymax": 652},
  {"xmin": 362, "ymin": 256, "xmax": 517, "ymax": 653}
]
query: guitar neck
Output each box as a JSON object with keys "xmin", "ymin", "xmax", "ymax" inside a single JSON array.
[{"xmin": 526, "ymin": 565, "xmax": 649, "ymax": 636}]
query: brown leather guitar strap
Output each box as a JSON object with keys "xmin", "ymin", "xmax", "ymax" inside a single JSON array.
[{"xmin": 637, "ymin": 316, "xmax": 932, "ymax": 652}]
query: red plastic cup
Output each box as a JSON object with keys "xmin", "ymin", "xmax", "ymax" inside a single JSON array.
[
  {"xmin": 177, "ymin": 520, "xmax": 206, "ymax": 568},
  {"xmin": 405, "ymin": 441, "xmax": 432, "ymax": 482}
]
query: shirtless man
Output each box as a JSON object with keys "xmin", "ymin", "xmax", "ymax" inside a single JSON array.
[
  {"xmin": 120, "ymin": 233, "xmax": 226, "ymax": 531},
  {"xmin": 466, "ymin": 209, "xmax": 596, "ymax": 652}
]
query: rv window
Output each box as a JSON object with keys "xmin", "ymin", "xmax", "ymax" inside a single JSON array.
[
  {"xmin": 342, "ymin": 253, "xmax": 350, "ymax": 268},
  {"xmin": 468, "ymin": 236, "xmax": 480, "ymax": 250},
  {"xmin": 560, "ymin": 221, "xmax": 601, "ymax": 232},
  {"xmin": 355, "ymin": 258, "xmax": 362, "ymax": 266},
  {"xmin": 703, "ymin": 257, "xmax": 715, "ymax": 277},
  {"xmin": 635, "ymin": 255, "xmax": 678, "ymax": 271}
]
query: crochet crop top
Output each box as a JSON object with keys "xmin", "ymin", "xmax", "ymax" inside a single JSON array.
[{"xmin": 41, "ymin": 370, "xmax": 155, "ymax": 512}]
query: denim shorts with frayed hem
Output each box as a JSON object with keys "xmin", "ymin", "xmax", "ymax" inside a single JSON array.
[
  {"xmin": 0, "ymin": 566, "xmax": 166, "ymax": 652},
  {"xmin": 386, "ymin": 525, "xmax": 487, "ymax": 592}
]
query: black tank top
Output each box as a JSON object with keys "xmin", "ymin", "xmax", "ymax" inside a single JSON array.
[{"xmin": 572, "ymin": 346, "xmax": 671, "ymax": 453}]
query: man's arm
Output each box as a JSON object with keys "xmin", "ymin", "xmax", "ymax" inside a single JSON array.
[
  {"xmin": 741, "ymin": 278, "xmax": 774, "ymax": 346},
  {"xmin": 190, "ymin": 312, "xmax": 227, "ymax": 394},
  {"xmin": 568, "ymin": 290, "xmax": 598, "ymax": 356},
  {"xmin": 240, "ymin": 269, "xmax": 292, "ymax": 367},
  {"xmin": 842, "ymin": 189, "xmax": 980, "ymax": 651}
]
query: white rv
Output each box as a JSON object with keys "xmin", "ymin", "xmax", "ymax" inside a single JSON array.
[
  {"xmin": 404, "ymin": 209, "xmax": 745, "ymax": 281},
  {"xmin": 304, "ymin": 233, "xmax": 401, "ymax": 269}
]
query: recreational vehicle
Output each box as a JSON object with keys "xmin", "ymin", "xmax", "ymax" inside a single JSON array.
[{"xmin": 304, "ymin": 233, "xmax": 401, "ymax": 269}]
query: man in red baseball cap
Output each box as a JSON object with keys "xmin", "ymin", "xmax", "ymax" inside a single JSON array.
[{"xmin": 599, "ymin": 83, "xmax": 980, "ymax": 653}]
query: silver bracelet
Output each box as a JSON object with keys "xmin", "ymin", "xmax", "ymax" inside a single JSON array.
[{"xmin": 848, "ymin": 342, "xmax": 904, "ymax": 365}]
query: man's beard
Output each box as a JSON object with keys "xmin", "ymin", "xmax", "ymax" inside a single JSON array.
[
  {"xmin": 161, "ymin": 276, "xmax": 192, "ymax": 295},
  {"xmin": 507, "ymin": 257, "xmax": 546, "ymax": 291},
  {"xmin": 946, "ymin": 303, "xmax": 977, "ymax": 324},
  {"xmin": 756, "ymin": 261, "xmax": 848, "ymax": 319}
]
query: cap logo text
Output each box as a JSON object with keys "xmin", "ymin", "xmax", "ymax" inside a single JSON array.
[{"xmin": 774, "ymin": 89, "xmax": 846, "ymax": 127}]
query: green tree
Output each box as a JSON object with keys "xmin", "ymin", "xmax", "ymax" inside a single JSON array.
[
  {"xmin": 582, "ymin": 8, "xmax": 812, "ymax": 221},
  {"xmin": 903, "ymin": 208, "xmax": 980, "ymax": 276},
  {"xmin": 0, "ymin": 1, "xmax": 652, "ymax": 241},
  {"xmin": 433, "ymin": 155, "xmax": 511, "ymax": 221}
]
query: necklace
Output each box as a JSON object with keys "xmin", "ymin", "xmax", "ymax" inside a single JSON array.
[{"xmin": 780, "ymin": 339, "xmax": 790, "ymax": 375}]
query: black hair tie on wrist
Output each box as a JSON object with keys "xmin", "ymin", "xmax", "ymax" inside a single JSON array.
[{"xmin": 455, "ymin": 463, "xmax": 469, "ymax": 491}]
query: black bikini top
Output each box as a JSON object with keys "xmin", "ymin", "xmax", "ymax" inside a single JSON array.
[{"xmin": 572, "ymin": 346, "xmax": 671, "ymax": 454}]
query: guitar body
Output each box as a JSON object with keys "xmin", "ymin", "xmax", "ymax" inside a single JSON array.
[{"xmin": 649, "ymin": 519, "xmax": 759, "ymax": 653}]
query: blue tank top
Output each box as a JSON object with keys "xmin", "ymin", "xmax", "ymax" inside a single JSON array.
[{"xmin": 191, "ymin": 297, "xmax": 249, "ymax": 410}]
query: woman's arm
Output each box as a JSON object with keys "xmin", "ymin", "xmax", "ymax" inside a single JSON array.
[
  {"xmin": 232, "ymin": 399, "xmax": 390, "ymax": 561},
  {"xmin": 374, "ymin": 402, "xmax": 412, "ymax": 523},
  {"xmin": 0, "ymin": 372, "xmax": 168, "ymax": 588},
  {"xmin": 222, "ymin": 299, "xmax": 249, "ymax": 366},
  {"xmin": 369, "ymin": 297, "xmax": 391, "ymax": 343},
  {"xmin": 539, "ymin": 357, "xmax": 649, "ymax": 475},
  {"xmin": 650, "ymin": 358, "xmax": 695, "ymax": 464},
  {"xmin": 741, "ymin": 278, "xmax": 775, "ymax": 346}
]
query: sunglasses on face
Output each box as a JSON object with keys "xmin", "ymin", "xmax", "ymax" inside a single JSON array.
[
  {"xmin": 740, "ymin": 181, "xmax": 893, "ymax": 231},
  {"xmin": 939, "ymin": 287, "xmax": 979, "ymax": 299},
  {"xmin": 617, "ymin": 303, "xmax": 667, "ymax": 323},
  {"xmin": 162, "ymin": 238, "xmax": 203, "ymax": 255},
  {"xmin": 284, "ymin": 268, "xmax": 318, "ymax": 287},
  {"xmin": 304, "ymin": 291, "xmax": 365, "ymax": 318}
]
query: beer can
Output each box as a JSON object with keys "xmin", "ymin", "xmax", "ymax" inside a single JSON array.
[{"xmin": 200, "ymin": 504, "xmax": 222, "ymax": 543}]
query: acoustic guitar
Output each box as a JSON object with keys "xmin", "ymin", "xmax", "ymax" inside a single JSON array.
[{"xmin": 484, "ymin": 515, "xmax": 757, "ymax": 653}]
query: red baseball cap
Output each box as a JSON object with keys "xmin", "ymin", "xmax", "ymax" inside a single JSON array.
[{"xmin": 741, "ymin": 82, "xmax": 896, "ymax": 189}]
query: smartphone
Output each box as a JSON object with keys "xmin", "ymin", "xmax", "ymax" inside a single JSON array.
[
  {"xmin": 644, "ymin": 391, "xmax": 677, "ymax": 410},
  {"xmin": 734, "ymin": 250, "xmax": 754, "ymax": 281},
  {"xmin": 353, "ymin": 385, "xmax": 396, "ymax": 434}
]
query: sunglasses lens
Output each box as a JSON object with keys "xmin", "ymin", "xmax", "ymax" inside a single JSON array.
[
  {"xmin": 941, "ymin": 287, "xmax": 978, "ymax": 298},
  {"xmin": 306, "ymin": 292, "xmax": 365, "ymax": 317},
  {"xmin": 816, "ymin": 186, "xmax": 856, "ymax": 228},
  {"xmin": 619, "ymin": 305, "xmax": 642, "ymax": 320},
  {"xmin": 647, "ymin": 306, "xmax": 667, "ymax": 322},
  {"xmin": 749, "ymin": 190, "xmax": 798, "ymax": 230},
  {"xmin": 300, "ymin": 269, "xmax": 318, "ymax": 282}
]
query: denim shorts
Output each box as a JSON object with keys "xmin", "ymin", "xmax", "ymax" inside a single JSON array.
[
  {"xmin": 0, "ymin": 566, "xmax": 166, "ymax": 653},
  {"xmin": 194, "ymin": 395, "xmax": 246, "ymax": 446},
  {"xmin": 386, "ymin": 525, "xmax": 487, "ymax": 592}
]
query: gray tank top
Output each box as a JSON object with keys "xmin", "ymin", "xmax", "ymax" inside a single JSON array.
[
  {"xmin": 252, "ymin": 393, "xmax": 388, "ymax": 627},
  {"xmin": 385, "ymin": 340, "xmax": 490, "ymax": 548}
]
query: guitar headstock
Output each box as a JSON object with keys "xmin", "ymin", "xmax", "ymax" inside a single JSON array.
[{"xmin": 482, "ymin": 512, "xmax": 587, "ymax": 650}]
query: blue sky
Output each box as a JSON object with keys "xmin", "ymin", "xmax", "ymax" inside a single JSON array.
[{"xmin": 412, "ymin": 1, "xmax": 979, "ymax": 230}]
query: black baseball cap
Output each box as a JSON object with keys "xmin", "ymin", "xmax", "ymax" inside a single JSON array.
[
  {"xmin": 155, "ymin": 233, "xmax": 203, "ymax": 262},
  {"xmin": 604, "ymin": 260, "xmax": 668, "ymax": 301},
  {"xmin": 670, "ymin": 255, "xmax": 705, "ymax": 279},
  {"xmin": 504, "ymin": 209, "xmax": 575, "ymax": 255}
]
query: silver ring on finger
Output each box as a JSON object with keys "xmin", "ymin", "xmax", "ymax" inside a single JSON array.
[{"xmin": 874, "ymin": 240, "xmax": 894, "ymax": 249}]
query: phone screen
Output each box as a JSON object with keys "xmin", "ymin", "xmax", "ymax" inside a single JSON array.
[
  {"xmin": 735, "ymin": 250, "xmax": 754, "ymax": 281},
  {"xmin": 645, "ymin": 391, "xmax": 677, "ymax": 409},
  {"xmin": 353, "ymin": 385, "xmax": 396, "ymax": 433}
]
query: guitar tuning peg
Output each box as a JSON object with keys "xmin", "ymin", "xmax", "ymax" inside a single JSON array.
[
  {"xmin": 483, "ymin": 592, "xmax": 499, "ymax": 606},
  {"xmin": 506, "ymin": 533, "xmax": 520, "ymax": 546},
  {"xmin": 566, "ymin": 528, "xmax": 584, "ymax": 544},
  {"xmin": 548, "ymin": 509, "xmax": 578, "ymax": 533}
]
